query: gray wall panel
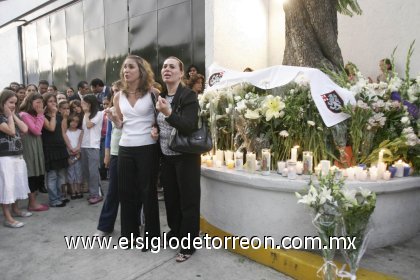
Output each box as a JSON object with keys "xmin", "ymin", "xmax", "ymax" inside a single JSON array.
[{"xmin": 84, "ymin": 27, "xmax": 106, "ymax": 81}]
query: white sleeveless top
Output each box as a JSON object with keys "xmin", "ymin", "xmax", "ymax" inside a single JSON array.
[{"xmin": 119, "ymin": 92, "xmax": 156, "ymax": 147}]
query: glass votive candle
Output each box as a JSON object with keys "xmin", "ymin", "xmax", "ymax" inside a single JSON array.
[
  {"xmin": 215, "ymin": 160, "xmax": 222, "ymax": 168},
  {"xmin": 287, "ymin": 161, "xmax": 297, "ymax": 180},
  {"xmin": 383, "ymin": 170, "xmax": 391, "ymax": 181},
  {"xmin": 282, "ymin": 167, "xmax": 288, "ymax": 177},
  {"xmin": 296, "ymin": 161, "xmax": 303, "ymax": 175},
  {"xmin": 346, "ymin": 167, "xmax": 355, "ymax": 181},
  {"xmin": 206, "ymin": 158, "xmax": 213, "ymax": 167},
  {"xmin": 277, "ymin": 161, "xmax": 286, "ymax": 174},
  {"xmin": 226, "ymin": 159, "xmax": 235, "ymax": 169},
  {"xmin": 388, "ymin": 166, "xmax": 397, "ymax": 178},
  {"xmin": 404, "ymin": 165, "xmax": 411, "ymax": 177}
]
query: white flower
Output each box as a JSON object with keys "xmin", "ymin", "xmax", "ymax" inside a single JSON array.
[
  {"xmin": 297, "ymin": 185, "xmax": 318, "ymax": 206},
  {"xmin": 356, "ymin": 100, "xmax": 369, "ymax": 110},
  {"xmin": 401, "ymin": 116, "xmax": 410, "ymax": 124},
  {"xmin": 307, "ymin": 120, "xmax": 315, "ymax": 126},
  {"xmin": 318, "ymin": 187, "xmax": 333, "ymax": 205},
  {"xmin": 388, "ymin": 77, "xmax": 403, "ymax": 92},
  {"xmin": 262, "ymin": 95, "xmax": 285, "ymax": 121},
  {"xmin": 359, "ymin": 187, "xmax": 371, "ymax": 198},
  {"xmin": 244, "ymin": 109, "xmax": 260, "ymax": 120},
  {"xmin": 279, "ymin": 130, "xmax": 289, "ymax": 138},
  {"xmin": 235, "ymin": 100, "xmax": 247, "ymax": 112},
  {"xmin": 341, "ymin": 188, "xmax": 358, "ymax": 207},
  {"xmin": 234, "ymin": 95, "xmax": 242, "ymax": 102}
]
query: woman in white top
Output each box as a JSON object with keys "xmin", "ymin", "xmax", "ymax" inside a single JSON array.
[{"xmin": 110, "ymin": 55, "xmax": 160, "ymax": 245}]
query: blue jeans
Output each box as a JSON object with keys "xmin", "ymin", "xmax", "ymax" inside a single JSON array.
[
  {"xmin": 47, "ymin": 168, "xmax": 66, "ymax": 206},
  {"xmin": 97, "ymin": 155, "xmax": 119, "ymax": 233}
]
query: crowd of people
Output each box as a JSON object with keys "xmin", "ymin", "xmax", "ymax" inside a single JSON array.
[{"xmin": 0, "ymin": 56, "xmax": 206, "ymax": 262}]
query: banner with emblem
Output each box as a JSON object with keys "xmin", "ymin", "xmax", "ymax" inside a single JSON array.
[{"xmin": 207, "ymin": 63, "xmax": 356, "ymax": 127}]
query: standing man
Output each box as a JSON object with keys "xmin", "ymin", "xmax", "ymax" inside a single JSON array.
[
  {"xmin": 69, "ymin": 81, "xmax": 90, "ymax": 101},
  {"xmin": 90, "ymin": 78, "xmax": 110, "ymax": 111},
  {"xmin": 38, "ymin": 80, "xmax": 49, "ymax": 96}
]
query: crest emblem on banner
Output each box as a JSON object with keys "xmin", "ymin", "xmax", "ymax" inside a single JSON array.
[
  {"xmin": 208, "ymin": 71, "xmax": 224, "ymax": 87},
  {"xmin": 321, "ymin": 91, "xmax": 344, "ymax": 113}
]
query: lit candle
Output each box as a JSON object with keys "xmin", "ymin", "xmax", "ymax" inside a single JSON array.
[
  {"xmin": 224, "ymin": 150, "xmax": 234, "ymax": 163},
  {"xmin": 320, "ymin": 160, "xmax": 330, "ymax": 176},
  {"xmin": 383, "ymin": 171, "xmax": 391, "ymax": 181},
  {"xmin": 377, "ymin": 162, "xmax": 387, "ymax": 179},
  {"xmin": 215, "ymin": 160, "xmax": 222, "ymax": 168},
  {"xmin": 378, "ymin": 149, "xmax": 384, "ymax": 163},
  {"xmin": 302, "ymin": 151, "xmax": 313, "ymax": 175},
  {"xmin": 291, "ymin": 146, "xmax": 299, "ymax": 162},
  {"xmin": 226, "ymin": 160, "xmax": 235, "ymax": 169},
  {"xmin": 261, "ymin": 149, "xmax": 271, "ymax": 176},
  {"xmin": 346, "ymin": 167, "xmax": 355, "ymax": 181},
  {"xmin": 296, "ymin": 161, "xmax": 303, "ymax": 175},
  {"xmin": 287, "ymin": 161, "xmax": 297, "ymax": 180},
  {"xmin": 246, "ymin": 153, "xmax": 256, "ymax": 173},
  {"xmin": 216, "ymin": 150, "xmax": 224, "ymax": 164},
  {"xmin": 404, "ymin": 164, "xmax": 411, "ymax": 177},
  {"xmin": 369, "ymin": 166, "xmax": 378, "ymax": 181},
  {"xmin": 394, "ymin": 160, "xmax": 404, "ymax": 178},
  {"xmin": 277, "ymin": 161, "xmax": 286, "ymax": 174},
  {"xmin": 359, "ymin": 170, "xmax": 368, "ymax": 181},
  {"xmin": 206, "ymin": 158, "xmax": 213, "ymax": 167},
  {"xmin": 235, "ymin": 151, "xmax": 243, "ymax": 170}
]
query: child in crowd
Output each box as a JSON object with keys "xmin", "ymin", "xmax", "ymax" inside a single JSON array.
[
  {"xmin": 0, "ymin": 89, "xmax": 32, "ymax": 228},
  {"xmin": 80, "ymin": 94, "xmax": 104, "ymax": 204},
  {"xmin": 58, "ymin": 101, "xmax": 71, "ymax": 201},
  {"xmin": 42, "ymin": 93, "xmax": 69, "ymax": 207},
  {"xmin": 64, "ymin": 113, "xmax": 84, "ymax": 199},
  {"xmin": 99, "ymin": 97, "xmax": 110, "ymax": 180},
  {"xmin": 70, "ymin": 100, "xmax": 83, "ymax": 127},
  {"xmin": 19, "ymin": 92, "xmax": 49, "ymax": 211}
]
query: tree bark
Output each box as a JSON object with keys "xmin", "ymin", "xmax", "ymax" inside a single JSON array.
[{"xmin": 283, "ymin": 0, "xmax": 344, "ymax": 72}]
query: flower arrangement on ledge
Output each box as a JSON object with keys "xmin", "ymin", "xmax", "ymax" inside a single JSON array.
[
  {"xmin": 296, "ymin": 171, "xmax": 377, "ymax": 280},
  {"xmin": 200, "ymin": 49, "xmax": 419, "ymax": 174}
]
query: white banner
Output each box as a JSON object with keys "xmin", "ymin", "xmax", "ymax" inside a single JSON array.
[{"xmin": 207, "ymin": 63, "xmax": 356, "ymax": 127}]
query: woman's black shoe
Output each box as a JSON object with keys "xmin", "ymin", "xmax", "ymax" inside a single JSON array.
[{"xmin": 39, "ymin": 186, "xmax": 48, "ymax": 193}]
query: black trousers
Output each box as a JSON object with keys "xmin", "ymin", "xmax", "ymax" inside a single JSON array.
[
  {"xmin": 161, "ymin": 153, "xmax": 201, "ymax": 254},
  {"xmin": 118, "ymin": 144, "xmax": 160, "ymax": 240}
]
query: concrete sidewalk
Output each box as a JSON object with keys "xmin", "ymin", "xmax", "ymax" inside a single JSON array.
[{"xmin": 0, "ymin": 180, "xmax": 419, "ymax": 280}]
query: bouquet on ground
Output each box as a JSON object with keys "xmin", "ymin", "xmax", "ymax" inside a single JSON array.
[
  {"xmin": 337, "ymin": 187, "xmax": 376, "ymax": 280},
  {"xmin": 296, "ymin": 173, "xmax": 344, "ymax": 280}
]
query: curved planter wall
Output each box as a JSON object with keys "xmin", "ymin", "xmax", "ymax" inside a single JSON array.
[{"xmin": 200, "ymin": 167, "xmax": 420, "ymax": 249}]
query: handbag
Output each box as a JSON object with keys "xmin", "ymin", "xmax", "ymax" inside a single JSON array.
[{"xmin": 169, "ymin": 107, "xmax": 212, "ymax": 154}]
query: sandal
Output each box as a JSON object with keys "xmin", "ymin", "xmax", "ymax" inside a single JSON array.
[
  {"xmin": 13, "ymin": 211, "xmax": 33, "ymax": 217},
  {"xmin": 175, "ymin": 253, "xmax": 192, "ymax": 263}
]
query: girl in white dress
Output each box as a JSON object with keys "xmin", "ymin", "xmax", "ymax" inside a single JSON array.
[{"xmin": 0, "ymin": 89, "xmax": 31, "ymax": 228}]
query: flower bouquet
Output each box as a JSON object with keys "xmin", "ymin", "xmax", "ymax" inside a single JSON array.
[
  {"xmin": 296, "ymin": 173, "xmax": 344, "ymax": 280},
  {"xmin": 337, "ymin": 187, "xmax": 376, "ymax": 280}
]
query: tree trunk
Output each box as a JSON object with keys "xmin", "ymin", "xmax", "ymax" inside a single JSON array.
[{"xmin": 283, "ymin": 0, "xmax": 344, "ymax": 72}]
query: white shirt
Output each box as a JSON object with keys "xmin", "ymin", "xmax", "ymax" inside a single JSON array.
[
  {"xmin": 119, "ymin": 92, "xmax": 156, "ymax": 147},
  {"xmin": 81, "ymin": 111, "xmax": 104, "ymax": 149},
  {"xmin": 66, "ymin": 129, "xmax": 82, "ymax": 149}
]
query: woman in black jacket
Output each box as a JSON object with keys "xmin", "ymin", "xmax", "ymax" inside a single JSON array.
[{"xmin": 154, "ymin": 56, "xmax": 200, "ymax": 262}]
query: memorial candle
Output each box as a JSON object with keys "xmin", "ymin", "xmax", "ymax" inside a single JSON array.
[
  {"xmin": 246, "ymin": 153, "xmax": 256, "ymax": 173},
  {"xmin": 378, "ymin": 149, "xmax": 384, "ymax": 163},
  {"xmin": 261, "ymin": 149, "xmax": 271, "ymax": 176},
  {"xmin": 320, "ymin": 160, "xmax": 330, "ymax": 176},
  {"xmin": 235, "ymin": 151, "xmax": 243, "ymax": 170},
  {"xmin": 291, "ymin": 146, "xmax": 298, "ymax": 162},
  {"xmin": 394, "ymin": 160, "xmax": 404, "ymax": 178}
]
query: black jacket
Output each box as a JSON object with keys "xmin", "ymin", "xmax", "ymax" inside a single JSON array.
[{"xmin": 161, "ymin": 84, "xmax": 198, "ymax": 136}]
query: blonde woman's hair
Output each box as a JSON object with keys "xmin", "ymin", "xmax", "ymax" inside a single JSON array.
[{"xmin": 119, "ymin": 55, "xmax": 155, "ymax": 97}]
